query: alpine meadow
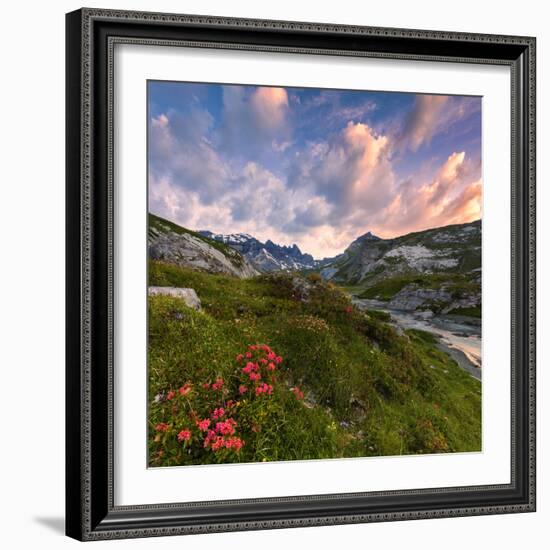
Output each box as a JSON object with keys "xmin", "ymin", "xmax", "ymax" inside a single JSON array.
[{"xmin": 147, "ymin": 81, "xmax": 483, "ymax": 467}]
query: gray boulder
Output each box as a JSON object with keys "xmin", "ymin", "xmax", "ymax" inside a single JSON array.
[{"xmin": 148, "ymin": 286, "xmax": 201, "ymax": 310}]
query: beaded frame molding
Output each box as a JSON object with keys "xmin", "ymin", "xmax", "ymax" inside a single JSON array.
[{"xmin": 66, "ymin": 7, "xmax": 536, "ymax": 541}]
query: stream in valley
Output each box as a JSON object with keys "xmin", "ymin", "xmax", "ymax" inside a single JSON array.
[{"xmin": 351, "ymin": 297, "xmax": 482, "ymax": 381}]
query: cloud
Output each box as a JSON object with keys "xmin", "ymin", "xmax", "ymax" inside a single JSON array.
[
  {"xmin": 218, "ymin": 86, "xmax": 290, "ymax": 157},
  {"xmin": 250, "ymin": 87, "xmax": 289, "ymax": 129},
  {"xmin": 294, "ymin": 91, "xmax": 377, "ymax": 133},
  {"xmin": 438, "ymin": 178, "xmax": 482, "ymax": 224},
  {"xmin": 148, "ymin": 85, "xmax": 482, "ymax": 259},
  {"xmin": 399, "ymin": 95, "xmax": 449, "ymax": 151},
  {"xmin": 148, "ymin": 111, "xmax": 356, "ymax": 257},
  {"xmin": 288, "ymin": 121, "xmax": 395, "ymax": 223},
  {"xmin": 328, "ymin": 100, "xmax": 377, "ymax": 126},
  {"xmin": 272, "ymin": 139, "xmax": 293, "ymax": 152},
  {"xmin": 369, "ymin": 151, "xmax": 481, "ymax": 237},
  {"xmin": 149, "ymin": 111, "xmax": 231, "ymax": 205},
  {"xmin": 227, "ymin": 162, "xmax": 295, "ymax": 229},
  {"xmin": 398, "ymin": 95, "xmax": 480, "ymax": 152}
]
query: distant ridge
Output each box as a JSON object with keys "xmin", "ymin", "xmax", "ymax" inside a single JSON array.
[{"xmin": 198, "ymin": 230, "xmax": 316, "ymax": 272}]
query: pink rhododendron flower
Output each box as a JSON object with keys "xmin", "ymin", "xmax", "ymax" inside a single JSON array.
[
  {"xmin": 267, "ymin": 351, "xmax": 276, "ymax": 360},
  {"xmin": 179, "ymin": 432, "xmax": 191, "ymax": 442},
  {"xmin": 292, "ymin": 387, "xmax": 304, "ymax": 400},
  {"xmin": 201, "ymin": 382, "xmax": 210, "ymax": 389},
  {"xmin": 242, "ymin": 362, "xmax": 259, "ymax": 375},
  {"xmin": 245, "ymin": 351, "xmax": 252, "ymax": 358},
  {"xmin": 236, "ymin": 353, "xmax": 244, "ymax": 362},
  {"xmin": 224, "ymin": 437, "xmax": 244, "ymax": 451},
  {"xmin": 155, "ymin": 423, "xmax": 169, "ymax": 432},
  {"xmin": 239, "ymin": 385, "xmax": 248, "ymax": 394},
  {"xmin": 179, "ymin": 383, "xmax": 192, "ymax": 395},
  {"xmin": 249, "ymin": 344, "xmax": 257, "ymax": 351},
  {"xmin": 229, "ymin": 438, "xmax": 244, "ymax": 451},
  {"xmin": 248, "ymin": 372, "xmax": 261, "ymax": 382},
  {"xmin": 211, "ymin": 378, "xmax": 224, "ymax": 391},
  {"xmin": 255, "ymin": 383, "xmax": 273, "ymax": 396},
  {"xmin": 275, "ymin": 356, "xmax": 283, "ymax": 364},
  {"xmin": 203, "ymin": 429, "xmax": 216, "ymax": 447},
  {"xmin": 166, "ymin": 390, "xmax": 176, "ymax": 401},
  {"xmin": 267, "ymin": 362, "xmax": 276, "ymax": 371},
  {"xmin": 196, "ymin": 419, "xmax": 211, "ymax": 431},
  {"xmin": 210, "ymin": 436, "xmax": 226, "ymax": 451},
  {"xmin": 212, "ymin": 407, "xmax": 225, "ymax": 420},
  {"xmin": 215, "ymin": 419, "xmax": 237, "ymax": 436}
]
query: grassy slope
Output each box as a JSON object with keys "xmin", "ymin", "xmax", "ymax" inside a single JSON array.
[{"xmin": 148, "ymin": 261, "xmax": 481, "ymax": 466}]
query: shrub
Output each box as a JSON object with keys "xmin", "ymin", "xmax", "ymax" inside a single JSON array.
[
  {"xmin": 149, "ymin": 344, "xmax": 307, "ymax": 466},
  {"xmin": 306, "ymin": 272, "xmax": 323, "ymax": 284}
]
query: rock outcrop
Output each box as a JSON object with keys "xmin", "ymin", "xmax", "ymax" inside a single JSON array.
[
  {"xmin": 149, "ymin": 214, "xmax": 259, "ymax": 279},
  {"xmin": 388, "ymin": 284, "xmax": 479, "ymax": 314},
  {"xmin": 148, "ymin": 286, "xmax": 202, "ymax": 310}
]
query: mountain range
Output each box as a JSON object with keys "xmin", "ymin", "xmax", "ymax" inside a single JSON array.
[
  {"xmin": 148, "ymin": 213, "xmax": 481, "ymax": 315},
  {"xmin": 198, "ymin": 230, "xmax": 315, "ymax": 272},
  {"xmin": 320, "ymin": 219, "xmax": 481, "ymax": 286}
]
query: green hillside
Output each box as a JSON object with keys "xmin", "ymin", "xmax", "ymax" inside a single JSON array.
[{"xmin": 148, "ymin": 261, "xmax": 481, "ymax": 467}]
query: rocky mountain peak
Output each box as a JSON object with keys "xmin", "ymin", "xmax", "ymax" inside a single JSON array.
[
  {"xmin": 199, "ymin": 231, "xmax": 316, "ymax": 272},
  {"xmin": 356, "ymin": 230, "xmax": 381, "ymax": 242},
  {"xmin": 320, "ymin": 220, "xmax": 481, "ymax": 286}
]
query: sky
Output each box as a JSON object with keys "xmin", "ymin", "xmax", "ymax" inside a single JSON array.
[{"xmin": 148, "ymin": 81, "xmax": 482, "ymax": 259}]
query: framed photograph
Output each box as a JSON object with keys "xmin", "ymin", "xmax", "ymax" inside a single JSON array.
[{"xmin": 65, "ymin": 8, "xmax": 536, "ymax": 541}]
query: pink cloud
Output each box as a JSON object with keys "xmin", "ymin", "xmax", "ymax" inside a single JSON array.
[
  {"xmin": 440, "ymin": 178, "xmax": 482, "ymax": 224},
  {"xmin": 368, "ymin": 151, "xmax": 481, "ymax": 237},
  {"xmin": 292, "ymin": 121, "xmax": 395, "ymax": 219},
  {"xmin": 250, "ymin": 87, "xmax": 289, "ymax": 130}
]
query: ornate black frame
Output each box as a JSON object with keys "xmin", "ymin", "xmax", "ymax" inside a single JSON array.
[{"xmin": 66, "ymin": 8, "xmax": 536, "ymax": 541}]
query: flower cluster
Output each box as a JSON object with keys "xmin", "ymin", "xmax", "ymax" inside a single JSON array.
[
  {"xmin": 202, "ymin": 417, "xmax": 244, "ymax": 452},
  {"xmin": 255, "ymin": 382, "xmax": 273, "ymax": 396},
  {"xmin": 177, "ymin": 429, "xmax": 191, "ymax": 442},
  {"xmin": 211, "ymin": 378, "xmax": 224, "ymax": 391},
  {"xmin": 151, "ymin": 344, "xmax": 288, "ymax": 464},
  {"xmin": 291, "ymin": 386, "xmax": 304, "ymax": 400},
  {"xmin": 204, "ymin": 432, "xmax": 244, "ymax": 452},
  {"xmin": 212, "ymin": 407, "xmax": 225, "ymax": 420},
  {"xmin": 236, "ymin": 344, "xmax": 282, "ymax": 395}
]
